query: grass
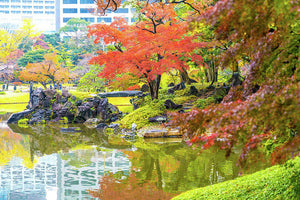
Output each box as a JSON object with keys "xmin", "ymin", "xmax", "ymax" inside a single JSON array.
[
  {"xmin": 107, "ymin": 97, "xmax": 133, "ymax": 113},
  {"xmin": 0, "ymin": 92, "xmax": 29, "ymax": 113},
  {"xmin": 172, "ymin": 157, "xmax": 300, "ymax": 200}
]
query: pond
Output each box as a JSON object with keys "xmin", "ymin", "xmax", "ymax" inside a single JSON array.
[{"xmin": 0, "ymin": 118, "xmax": 271, "ymax": 200}]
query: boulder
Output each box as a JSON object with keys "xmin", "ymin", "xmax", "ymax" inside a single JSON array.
[
  {"xmin": 98, "ymin": 91, "xmax": 142, "ymax": 97},
  {"xmin": 172, "ymin": 82, "xmax": 185, "ymax": 91},
  {"xmin": 140, "ymin": 84, "xmax": 149, "ymax": 92},
  {"xmin": 168, "ymin": 82, "xmax": 175, "ymax": 87},
  {"xmin": 44, "ymin": 89, "xmax": 57, "ymax": 99},
  {"xmin": 96, "ymin": 123, "xmax": 108, "ymax": 129},
  {"xmin": 189, "ymin": 85, "xmax": 198, "ymax": 96},
  {"xmin": 7, "ymin": 109, "xmax": 34, "ymax": 124},
  {"xmin": 148, "ymin": 115, "xmax": 167, "ymax": 123},
  {"xmin": 61, "ymin": 89, "xmax": 71, "ymax": 98},
  {"xmin": 84, "ymin": 118, "xmax": 101, "ymax": 125},
  {"xmin": 164, "ymin": 99, "xmax": 182, "ymax": 109}
]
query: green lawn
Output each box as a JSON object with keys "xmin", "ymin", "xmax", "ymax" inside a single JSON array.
[
  {"xmin": 173, "ymin": 157, "xmax": 300, "ymax": 200},
  {"xmin": 0, "ymin": 92, "xmax": 29, "ymax": 113}
]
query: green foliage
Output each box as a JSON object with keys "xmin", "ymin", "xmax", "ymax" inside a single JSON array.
[
  {"xmin": 120, "ymin": 100, "xmax": 166, "ymax": 129},
  {"xmin": 77, "ymin": 65, "xmax": 105, "ymax": 92},
  {"xmin": 17, "ymin": 49, "xmax": 47, "ymax": 67},
  {"xmin": 0, "ymin": 91, "xmax": 6, "ymax": 95},
  {"xmin": 196, "ymin": 97, "xmax": 215, "ymax": 109},
  {"xmin": 173, "ymin": 157, "xmax": 300, "ymax": 200},
  {"xmin": 18, "ymin": 118, "xmax": 28, "ymax": 124}
]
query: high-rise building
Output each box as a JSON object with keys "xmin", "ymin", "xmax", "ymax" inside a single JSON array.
[
  {"xmin": 0, "ymin": 0, "xmax": 135, "ymax": 33},
  {"xmin": 60, "ymin": 0, "xmax": 135, "ymax": 28},
  {"xmin": 0, "ymin": 0, "xmax": 57, "ymax": 33}
]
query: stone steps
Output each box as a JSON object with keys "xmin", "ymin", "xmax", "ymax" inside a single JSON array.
[{"xmin": 143, "ymin": 128, "xmax": 182, "ymax": 138}]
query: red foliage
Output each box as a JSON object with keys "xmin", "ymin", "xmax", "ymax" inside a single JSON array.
[
  {"xmin": 88, "ymin": 173, "xmax": 176, "ymax": 200},
  {"xmin": 12, "ymin": 82, "xmax": 22, "ymax": 86},
  {"xmin": 127, "ymin": 85, "xmax": 140, "ymax": 91}
]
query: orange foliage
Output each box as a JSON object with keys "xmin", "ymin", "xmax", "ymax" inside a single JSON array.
[{"xmin": 19, "ymin": 53, "xmax": 69, "ymax": 88}]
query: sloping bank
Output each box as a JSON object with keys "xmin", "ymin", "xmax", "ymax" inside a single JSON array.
[{"xmin": 173, "ymin": 157, "xmax": 300, "ymax": 200}]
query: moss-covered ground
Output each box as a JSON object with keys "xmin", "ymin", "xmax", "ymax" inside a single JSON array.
[{"xmin": 172, "ymin": 157, "xmax": 300, "ymax": 200}]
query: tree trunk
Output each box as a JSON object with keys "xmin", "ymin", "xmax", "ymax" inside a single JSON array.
[
  {"xmin": 148, "ymin": 75, "xmax": 161, "ymax": 100},
  {"xmin": 229, "ymin": 61, "xmax": 242, "ymax": 86},
  {"xmin": 205, "ymin": 61, "xmax": 218, "ymax": 85}
]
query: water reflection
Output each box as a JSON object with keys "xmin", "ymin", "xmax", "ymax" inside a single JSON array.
[{"xmin": 0, "ymin": 122, "xmax": 271, "ymax": 200}]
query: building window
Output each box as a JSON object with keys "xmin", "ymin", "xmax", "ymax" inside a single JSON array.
[
  {"xmin": 63, "ymin": 8, "xmax": 77, "ymax": 13},
  {"xmin": 34, "ymin": 11, "xmax": 43, "ymax": 14},
  {"xmin": 80, "ymin": 8, "xmax": 94, "ymax": 13},
  {"xmin": 45, "ymin": 11, "xmax": 55, "ymax": 14},
  {"xmin": 34, "ymin": 0, "xmax": 43, "ymax": 3},
  {"xmin": 97, "ymin": 17, "xmax": 112, "ymax": 23},
  {"xmin": 63, "ymin": 0, "xmax": 78, "ymax": 4},
  {"xmin": 22, "ymin": 11, "xmax": 33, "ymax": 14},
  {"xmin": 0, "ymin": 0, "xmax": 9, "ymax": 2},
  {"xmin": 11, "ymin": 5, "xmax": 20, "ymax": 9},
  {"xmin": 22, "ymin": 6, "xmax": 32, "ymax": 9},
  {"xmin": 22, "ymin": 0, "xmax": 32, "ymax": 3},
  {"xmin": 11, "ymin": 10, "xmax": 21, "ymax": 14},
  {"xmin": 81, "ymin": 17, "xmax": 94, "ymax": 23},
  {"xmin": 0, "ymin": 5, "xmax": 9, "ymax": 8},
  {"xmin": 0, "ymin": 10, "xmax": 9, "ymax": 14},
  {"xmin": 80, "ymin": 0, "xmax": 94, "ymax": 4},
  {"xmin": 114, "ymin": 8, "xmax": 128, "ymax": 13},
  {"xmin": 45, "ymin": 1, "xmax": 54, "ymax": 4},
  {"xmin": 45, "ymin": 6, "xmax": 55, "ymax": 9},
  {"xmin": 34, "ymin": 6, "xmax": 43, "ymax": 9},
  {"xmin": 63, "ymin": 18, "xmax": 73, "ymax": 23}
]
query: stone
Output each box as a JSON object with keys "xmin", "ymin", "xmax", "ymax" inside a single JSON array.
[
  {"xmin": 43, "ymin": 89, "xmax": 57, "ymax": 99},
  {"xmin": 52, "ymin": 103, "xmax": 62, "ymax": 111},
  {"xmin": 143, "ymin": 128, "xmax": 182, "ymax": 138},
  {"xmin": 108, "ymin": 123, "xmax": 120, "ymax": 129},
  {"xmin": 7, "ymin": 110, "xmax": 34, "ymax": 124},
  {"xmin": 75, "ymin": 100, "xmax": 82, "ymax": 106},
  {"xmin": 189, "ymin": 85, "xmax": 198, "ymax": 96},
  {"xmin": 167, "ymin": 88, "xmax": 174, "ymax": 94},
  {"xmin": 140, "ymin": 84, "xmax": 149, "ymax": 92},
  {"xmin": 71, "ymin": 95, "xmax": 76, "ymax": 101},
  {"xmin": 96, "ymin": 123, "xmax": 108, "ymax": 129},
  {"xmin": 148, "ymin": 115, "xmax": 167, "ymax": 123},
  {"xmin": 55, "ymin": 93, "xmax": 62, "ymax": 104},
  {"xmin": 61, "ymin": 89, "xmax": 71, "ymax": 98},
  {"xmin": 98, "ymin": 91, "xmax": 142, "ymax": 98},
  {"xmin": 168, "ymin": 82, "xmax": 175, "ymax": 87},
  {"xmin": 44, "ymin": 97, "xmax": 51, "ymax": 108},
  {"xmin": 60, "ymin": 127, "xmax": 82, "ymax": 133},
  {"xmin": 172, "ymin": 82, "xmax": 186, "ymax": 91},
  {"xmin": 164, "ymin": 99, "xmax": 182, "ymax": 109},
  {"xmin": 61, "ymin": 97, "xmax": 68, "ymax": 104},
  {"xmin": 84, "ymin": 118, "xmax": 101, "ymax": 125}
]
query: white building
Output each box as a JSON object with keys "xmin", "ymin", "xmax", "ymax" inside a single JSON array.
[
  {"xmin": 59, "ymin": 0, "xmax": 135, "ymax": 28},
  {"xmin": 0, "ymin": 0, "xmax": 57, "ymax": 33},
  {"xmin": 0, "ymin": 0, "xmax": 135, "ymax": 33}
]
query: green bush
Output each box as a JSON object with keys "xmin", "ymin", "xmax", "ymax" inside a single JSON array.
[
  {"xmin": 196, "ymin": 97, "xmax": 215, "ymax": 109},
  {"xmin": 172, "ymin": 157, "xmax": 300, "ymax": 200},
  {"xmin": 0, "ymin": 91, "xmax": 6, "ymax": 95},
  {"xmin": 120, "ymin": 100, "xmax": 166, "ymax": 129}
]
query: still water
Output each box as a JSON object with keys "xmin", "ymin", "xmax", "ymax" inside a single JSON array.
[{"xmin": 0, "ymin": 118, "xmax": 271, "ymax": 200}]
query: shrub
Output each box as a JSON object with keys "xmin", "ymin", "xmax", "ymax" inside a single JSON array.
[
  {"xmin": 196, "ymin": 97, "xmax": 215, "ymax": 109},
  {"xmin": 0, "ymin": 91, "xmax": 6, "ymax": 95}
]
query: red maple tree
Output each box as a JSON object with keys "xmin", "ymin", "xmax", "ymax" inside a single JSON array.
[{"xmin": 88, "ymin": 3, "xmax": 203, "ymax": 99}]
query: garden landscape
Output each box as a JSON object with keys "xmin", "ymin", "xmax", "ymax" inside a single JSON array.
[{"xmin": 0, "ymin": 0, "xmax": 299, "ymax": 199}]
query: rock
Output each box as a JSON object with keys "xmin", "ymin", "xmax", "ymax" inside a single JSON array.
[
  {"xmin": 96, "ymin": 123, "xmax": 108, "ymax": 129},
  {"xmin": 84, "ymin": 118, "xmax": 101, "ymax": 125},
  {"xmin": 148, "ymin": 115, "xmax": 167, "ymax": 123},
  {"xmin": 168, "ymin": 82, "xmax": 175, "ymax": 87},
  {"xmin": 143, "ymin": 128, "xmax": 182, "ymax": 138},
  {"xmin": 44, "ymin": 97, "xmax": 51, "ymax": 108},
  {"xmin": 140, "ymin": 84, "xmax": 149, "ymax": 92},
  {"xmin": 172, "ymin": 82, "xmax": 186, "ymax": 91},
  {"xmin": 71, "ymin": 95, "xmax": 76, "ymax": 101},
  {"xmin": 61, "ymin": 97, "xmax": 68, "ymax": 104},
  {"xmin": 7, "ymin": 110, "xmax": 34, "ymax": 124},
  {"xmin": 164, "ymin": 99, "xmax": 182, "ymax": 109},
  {"xmin": 52, "ymin": 103, "xmax": 62, "ymax": 111},
  {"xmin": 75, "ymin": 100, "xmax": 82, "ymax": 106},
  {"xmin": 131, "ymin": 123, "xmax": 137, "ymax": 131},
  {"xmin": 29, "ymin": 88, "xmax": 45, "ymax": 109},
  {"xmin": 98, "ymin": 91, "xmax": 142, "ymax": 98},
  {"xmin": 44, "ymin": 89, "xmax": 57, "ymax": 99},
  {"xmin": 61, "ymin": 89, "xmax": 71, "ymax": 98},
  {"xmin": 60, "ymin": 127, "xmax": 82, "ymax": 132},
  {"xmin": 167, "ymin": 88, "xmax": 174, "ymax": 94},
  {"xmin": 189, "ymin": 85, "xmax": 198, "ymax": 95},
  {"xmin": 108, "ymin": 123, "xmax": 120, "ymax": 129},
  {"xmin": 55, "ymin": 93, "xmax": 62, "ymax": 103}
]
